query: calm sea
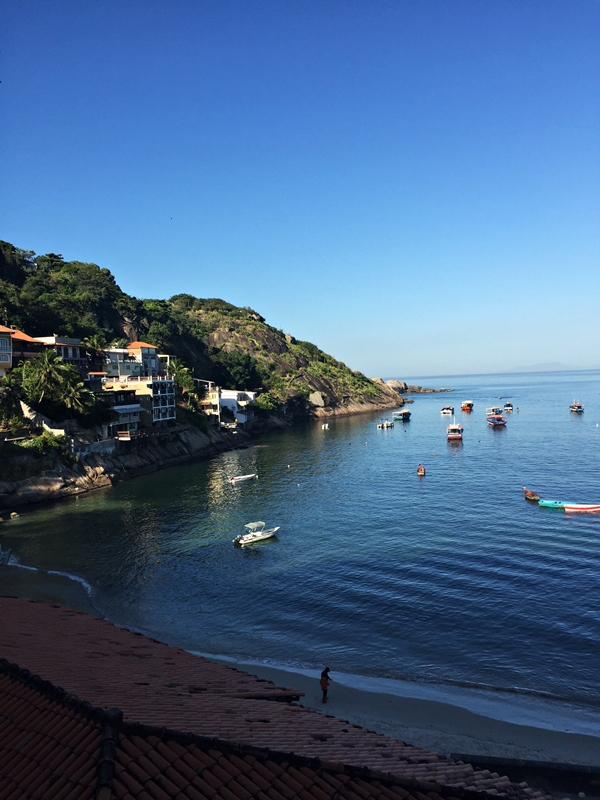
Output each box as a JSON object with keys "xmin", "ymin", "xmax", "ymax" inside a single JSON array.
[{"xmin": 2, "ymin": 370, "xmax": 600, "ymax": 733}]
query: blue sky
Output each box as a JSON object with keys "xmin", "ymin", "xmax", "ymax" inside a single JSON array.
[{"xmin": 2, "ymin": 1, "xmax": 599, "ymax": 376}]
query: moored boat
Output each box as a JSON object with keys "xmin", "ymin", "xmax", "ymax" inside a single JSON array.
[
  {"xmin": 570, "ymin": 401, "xmax": 584, "ymax": 413},
  {"xmin": 461, "ymin": 400, "xmax": 474, "ymax": 412},
  {"xmin": 440, "ymin": 405, "xmax": 454, "ymax": 416},
  {"xmin": 538, "ymin": 499, "xmax": 566, "ymax": 508},
  {"xmin": 522, "ymin": 487, "xmax": 540, "ymax": 502},
  {"xmin": 377, "ymin": 420, "xmax": 394, "ymax": 429},
  {"xmin": 233, "ymin": 521, "xmax": 280, "ymax": 546},
  {"xmin": 486, "ymin": 413, "xmax": 507, "ymax": 427},
  {"xmin": 446, "ymin": 420, "xmax": 463, "ymax": 441},
  {"xmin": 564, "ymin": 503, "xmax": 600, "ymax": 513},
  {"xmin": 503, "ymin": 402, "xmax": 513, "ymax": 412},
  {"xmin": 393, "ymin": 409, "xmax": 411, "ymax": 421},
  {"xmin": 416, "ymin": 464, "xmax": 426, "ymax": 476},
  {"xmin": 230, "ymin": 473, "xmax": 258, "ymax": 484},
  {"xmin": 486, "ymin": 406, "xmax": 502, "ymax": 415}
]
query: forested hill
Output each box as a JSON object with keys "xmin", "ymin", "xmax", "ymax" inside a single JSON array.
[{"xmin": 0, "ymin": 241, "xmax": 398, "ymax": 413}]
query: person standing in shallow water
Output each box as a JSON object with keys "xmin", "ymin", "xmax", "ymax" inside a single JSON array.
[{"xmin": 320, "ymin": 667, "xmax": 331, "ymax": 703}]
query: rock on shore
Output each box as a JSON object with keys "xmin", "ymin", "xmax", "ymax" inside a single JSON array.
[{"xmin": 0, "ymin": 425, "xmax": 247, "ymax": 511}]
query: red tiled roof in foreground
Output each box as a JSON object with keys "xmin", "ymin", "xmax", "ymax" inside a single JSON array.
[{"xmin": 0, "ymin": 599, "xmax": 551, "ymax": 800}]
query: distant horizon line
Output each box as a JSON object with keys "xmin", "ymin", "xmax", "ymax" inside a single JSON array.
[{"xmin": 382, "ymin": 366, "xmax": 600, "ymax": 383}]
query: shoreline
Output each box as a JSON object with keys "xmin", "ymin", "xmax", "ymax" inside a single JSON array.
[{"xmin": 1, "ymin": 564, "xmax": 599, "ymax": 768}]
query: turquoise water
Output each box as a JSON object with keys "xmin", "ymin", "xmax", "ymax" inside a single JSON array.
[{"xmin": 2, "ymin": 370, "xmax": 600, "ymax": 727}]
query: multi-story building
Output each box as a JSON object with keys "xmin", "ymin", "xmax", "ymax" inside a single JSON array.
[
  {"xmin": 103, "ymin": 348, "xmax": 142, "ymax": 380},
  {"xmin": 37, "ymin": 336, "xmax": 90, "ymax": 375},
  {"xmin": 219, "ymin": 390, "xmax": 257, "ymax": 428},
  {"xmin": 96, "ymin": 388, "xmax": 142, "ymax": 439},
  {"xmin": 102, "ymin": 376, "xmax": 176, "ymax": 428},
  {"xmin": 0, "ymin": 326, "xmax": 13, "ymax": 378},
  {"xmin": 126, "ymin": 342, "xmax": 161, "ymax": 377},
  {"xmin": 0, "ymin": 326, "xmax": 44, "ymax": 370}
]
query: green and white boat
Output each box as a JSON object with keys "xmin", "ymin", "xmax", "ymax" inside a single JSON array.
[{"xmin": 233, "ymin": 521, "xmax": 280, "ymax": 547}]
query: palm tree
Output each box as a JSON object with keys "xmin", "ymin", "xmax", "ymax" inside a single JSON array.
[
  {"xmin": 82, "ymin": 332, "xmax": 108, "ymax": 357},
  {"xmin": 166, "ymin": 358, "xmax": 195, "ymax": 398},
  {"xmin": 20, "ymin": 348, "xmax": 72, "ymax": 405},
  {"xmin": 60, "ymin": 375, "xmax": 92, "ymax": 417}
]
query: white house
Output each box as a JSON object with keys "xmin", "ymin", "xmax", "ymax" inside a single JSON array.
[{"xmin": 219, "ymin": 390, "xmax": 257, "ymax": 428}]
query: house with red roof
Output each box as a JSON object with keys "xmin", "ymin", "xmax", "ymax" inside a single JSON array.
[{"xmin": 0, "ymin": 325, "xmax": 44, "ymax": 375}]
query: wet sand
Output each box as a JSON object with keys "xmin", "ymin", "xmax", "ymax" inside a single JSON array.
[{"xmin": 2, "ymin": 566, "xmax": 599, "ymax": 767}]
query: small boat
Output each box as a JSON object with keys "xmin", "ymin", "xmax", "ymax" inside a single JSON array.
[
  {"xmin": 486, "ymin": 406, "xmax": 502, "ymax": 415},
  {"xmin": 230, "ymin": 473, "xmax": 258, "ymax": 484},
  {"xmin": 486, "ymin": 414, "xmax": 507, "ymax": 427},
  {"xmin": 321, "ymin": 423, "xmax": 329, "ymax": 430},
  {"xmin": 377, "ymin": 420, "xmax": 394, "ymax": 429},
  {"xmin": 393, "ymin": 409, "xmax": 411, "ymax": 421},
  {"xmin": 538, "ymin": 499, "xmax": 566, "ymax": 508},
  {"xmin": 570, "ymin": 401, "xmax": 584, "ymax": 413},
  {"xmin": 440, "ymin": 406, "xmax": 454, "ymax": 416},
  {"xmin": 417, "ymin": 465, "xmax": 426, "ymax": 476},
  {"xmin": 461, "ymin": 400, "xmax": 474, "ymax": 412},
  {"xmin": 522, "ymin": 487, "xmax": 540, "ymax": 502},
  {"xmin": 503, "ymin": 402, "xmax": 513, "ymax": 412},
  {"xmin": 564, "ymin": 503, "xmax": 600, "ymax": 513},
  {"xmin": 446, "ymin": 420, "xmax": 463, "ymax": 441},
  {"xmin": 233, "ymin": 521, "xmax": 280, "ymax": 546}
]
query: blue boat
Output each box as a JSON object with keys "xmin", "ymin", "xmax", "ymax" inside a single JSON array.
[{"xmin": 538, "ymin": 499, "xmax": 566, "ymax": 509}]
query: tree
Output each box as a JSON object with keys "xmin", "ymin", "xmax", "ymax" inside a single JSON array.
[
  {"xmin": 166, "ymin": 358, "xmax": 195, "ymax": 398},
  {"xmin": 20, "ymin": 349, "xmax": 73, "ymax": 405},
  {"xmin": 0, "ymin": 372, "xmax": 23, "ymax": 424},
  {"xmin": 83, "ymin": 332, "xmax": 108, "ymax": 357},
  {"xmin": 60, "ymin": 374, "xmax": 92, "ymax": 417}
]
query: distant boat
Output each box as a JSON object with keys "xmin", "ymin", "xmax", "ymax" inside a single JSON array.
[
  {"xmin": 233, "ymin": 521, "xmax": 280, "ymax": 546},
  {"xmin": 538, "ymin": 499, "xmax": 566, "ymax": 508},
  {"xmin": 564, "ymin": 503, "xmax": 600, "ymax": 513},
  {"xmin": 440, "ymin": 406, "xmax": 454, "ymax": 416},
  {"xmin": 321, "ymin": 423, "xmax": 329, "ymax": 429},
  {"xmin": 461, "ymin": 400, "xmax": 474, "ymax": 412},
  {"xmin": 377, "ymin": 420, "xmax": 394, "ymax": 428},
  {"xmin": 522, "ymin": 487, "xmax": 540, "ymax": 502},
  {"xmin": 417, "ymin": 465, "xmax": 426, "ymax": 476},
  {"xmin": 503, "ymin": 402, "xmax": 514, "ymax": 412},
  {"xmin": 230, "ymin": 473, "xmax": 258, "ymax": 484},
  {"xmin": 486, "ymin": 414, "xmax": 507, "ymax": 427},
  {"xmin": 393, "ymin": 409, "xmax": 411, "ymax": 421},
  {"xmin": 446, "ymin": 420, "xmax": 463, "ymax": 441},
  {"xmin": 570, "ymin": 401, "xmax": 584, "ymax": 413},
  {"xmin": 486, "ymin": 406, "xmax": 502, "ymax": 415}
]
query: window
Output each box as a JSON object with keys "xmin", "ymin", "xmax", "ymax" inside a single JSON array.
[
  {"xmin": 0, "ymin": 354, "xmax": 10, "ymax": 363},
  {"xmin": 0, "ymin": 338, "xmax": 10, "ymax": 351}
]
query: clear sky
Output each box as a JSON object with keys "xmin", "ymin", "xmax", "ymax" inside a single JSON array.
[{"xmin": 2, "ymin": 1, "xmax": 599, "ymax": 377}]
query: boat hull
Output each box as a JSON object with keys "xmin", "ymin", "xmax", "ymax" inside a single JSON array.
[
  {"xmin": 233, "ymin": 527, "xmax": 280, "ymax": 546},
  {"xmin": 564, "ymin": 504, "xmax": 600, "ymax": 513},
  {"xmin": 538, "ymin": 500, "xmax": 566, "ymax": 509}
]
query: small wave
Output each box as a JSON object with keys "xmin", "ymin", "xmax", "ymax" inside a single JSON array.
[{"xmin": 8, "ymin": 557, "xmax": 93, "ymax": 597}]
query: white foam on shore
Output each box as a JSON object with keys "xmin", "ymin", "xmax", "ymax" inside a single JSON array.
[
  {"xmin": 7, "ymin": 558, "xmax": 93, "ymax": 597},
  {"xmin": 193, "ymin": 651, "xmax": 600, "ymax": 739}
]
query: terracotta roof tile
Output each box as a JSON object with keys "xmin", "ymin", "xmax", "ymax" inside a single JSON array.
[{"xmin": 0, "ymin": 599, "xmax": 554, "ymax": 800}]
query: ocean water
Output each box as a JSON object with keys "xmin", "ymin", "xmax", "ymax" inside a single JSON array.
[{"xmin": 2, "ymin": 370, "xmax": 600, "ymax": 732}]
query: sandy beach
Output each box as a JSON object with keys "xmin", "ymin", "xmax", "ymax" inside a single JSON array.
[
  {"xmin": 210, "ymin": 658, "xmax": 600, "ymax": 767},
  {"xmin": 2, "ymin": 565, "xmax": 599, "ymax": 768}
]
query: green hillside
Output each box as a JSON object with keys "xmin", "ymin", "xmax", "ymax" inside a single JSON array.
[{"xmin": 0, "ymin": 241, "xmax": 396, "ymax": 414}]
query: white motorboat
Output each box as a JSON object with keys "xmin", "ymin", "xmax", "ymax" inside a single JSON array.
[
  {"xmin": 377, "ymin": 420, "xmax": 394, "ymax": 429},
  {"xmin": 230, "ymin": 473, "xmax": 258, "ymax": 484},
  {"xmin": 446, "ymin": 419, "xmax": 463, "ymax": 441},
  {"xmin": 233, "ymin": 521, "xmax": 280, "ymax": 547},
  {"xmin": 440, "ymin": 406, "xmax": 454, "ymax": 416}
]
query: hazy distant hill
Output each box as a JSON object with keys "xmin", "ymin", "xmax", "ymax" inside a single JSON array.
[{"xmin": 0, "ymin": 240, "xmax": 397, "ymax": 414}]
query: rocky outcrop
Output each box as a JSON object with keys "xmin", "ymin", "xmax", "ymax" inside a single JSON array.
[{"xmin": 0, "ymin": 425, "xmax": 247, "ymax": 511}]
